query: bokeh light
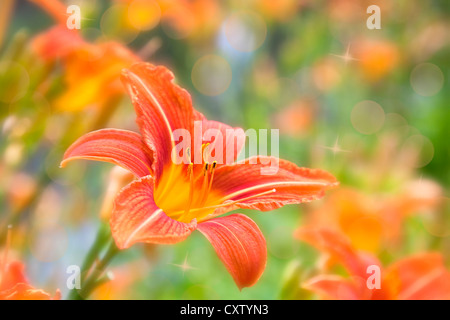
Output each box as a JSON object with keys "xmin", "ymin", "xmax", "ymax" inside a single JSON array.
[
  {"xmin": 410, "ymin": 63, "xmax": 444, "ymax": 97},
  {"xmin": 191, "ymin": 55, "xmax": 232, "ymax": 96},
  {"xmin": 224, "ymin": 11, "xmax": 267, "ymax": 52},
  {"xmin": 127, "ymin": 0, "xmax": 161, "ymax": 31},
  {"xmin": 402, "ymin": 134, "xmax": 435, "ymax": 168},
  {"xmin": 101, "ymin": 4, "xmax": 138, "ymax": 44},
  {"xmin": 0, "ymin": 61, "xmax": 30, "ymax": 104},
  {"xmin": 351, "ymin": 100, "xmax": 385, "ymax": 135}
]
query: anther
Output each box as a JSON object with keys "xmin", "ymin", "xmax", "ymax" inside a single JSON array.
[
  {"xmin": 181, "ymin": 163, "xmax": 195, "ymax": 220},
  {"xmin": 200, "ymin": 161, "xmax": 217, "ymax": 206}
]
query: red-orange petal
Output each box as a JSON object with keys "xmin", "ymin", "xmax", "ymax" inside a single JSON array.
[
  {"xmin": 61, "ymin": 128, "xmax": 153, "ymax": 178},
  {"xmin": 209, "ymin": 156, "xmax": 338, "ymax": 216},
  {"xmin": 303, "ymin": 275, "xmax": 366, "ymax": 300},
  {"xmin": 121, "ymin": 63, "xmax": 195, "ymax": 180},
  {"xmin": 0, "ymin": 261, "xmax": 27, "ymax": 291},
  {"xmin": 197, "ymin": 214, "xmax": 267, "ymax": 290},
  {"xmin": 200, "ymin": 119, "xmax": 246, "ymax": 166},
  {"xmin": 0, "ymin": 283, "xmax": 61, "ymax": 300},
  {"xmin": 110, "ymin": 176, "xmax": 197, "ymax": 249},
  {"xmin": 32, "ymin": 26, "xmax": 84, "ymax": 61},
  {"xmin": 384, "ymin": 253, "xmax": 450, "ymax": 300},
  {"xmin": 0, "ymin": 261, "xmax": 61, "ymax": 300},
  {"xmin": 295, "ymin": 228, "xmax": 379, "ymax": 279}
]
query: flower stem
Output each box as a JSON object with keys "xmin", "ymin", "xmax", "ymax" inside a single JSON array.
[
  {"xmin": 67, "ymin": 225, "xmax": 117, "ymax": 300},
  {"xmin": 77, "ymin": 241, "xmax": 119, "ymax": 300}
]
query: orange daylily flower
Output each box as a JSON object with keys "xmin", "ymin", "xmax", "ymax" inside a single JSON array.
[
  {"xmin": 116, "ymin": 0, "xmax": 222, "ymax": 40},
  {"xmin": 0, "ymin": 261, "xmax": 61, "ymax": 300},
  {"xmin": 61, "ymin": 62, "xmax": 338, "ymax": 289},
  {"xmin": 30, "ymin": 0, "xmax": 140, "ymax": 111},
  {"xmin": 296, "ymin": 228, "xmax": 450, "ymax": 300},
  {"xmin": 305, "ymin": 185, "xmax": 442, "ymax": 253},
  {"xmin": 353, "ymin": 38, "xmax": 400, "ymax": 82}
]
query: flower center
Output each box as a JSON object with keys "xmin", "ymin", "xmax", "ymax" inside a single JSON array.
[{"xmin": 154, "ymin": 145, "xmax": 222, "ymax": 223}]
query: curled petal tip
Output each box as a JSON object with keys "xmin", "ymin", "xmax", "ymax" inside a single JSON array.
[{"xmin": 59, "ymin": 160, "xmax": 67, "ymax": 168}]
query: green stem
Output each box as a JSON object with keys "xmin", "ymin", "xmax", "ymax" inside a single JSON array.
[
  {"xmin": 79, "ymin": 224, "xmax": 110, "ymax": 282},
  {"xmin": 77, "ymin": 241, "xmax": 119, "ymax": 300},
  {"xmin": 67, "ymin": 224, "xmax": 112, "ymax": 300}
]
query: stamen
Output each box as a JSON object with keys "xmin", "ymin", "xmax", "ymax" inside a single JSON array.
[
  {"xmin": 185, "ymin": 147, "xmax": 191, "ymax": 164},
  {"xmin": 197, "ymin": 161, "xmax": 209, "ymax": 201},
  {"xmin": 181, "ymin": 163, "xmax": 194, "ymax": 219},
  {"xmin": 181, "ymin": 162, "xmax": 209, "ymax": 222},
  {"xmin": 202, "ymin": 143, "xmax": 211, "ymax": 164},
  {"xmin": 200, "ymin": 161, "xmax": 217, "ymax": 206},
  {"xmin": 173, "ymin": 188, "xmax": 277, "ymax": 219}
]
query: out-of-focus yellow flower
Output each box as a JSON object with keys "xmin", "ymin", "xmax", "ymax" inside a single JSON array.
[
  {"xmin": 117, "ymin": 0, "xmax": 222, "ymax": 40},
  {"xmin": 30, "ymin": 0, "xmax": 140, "ymax": 112},
  {"xmin": 353, "ymin": 39, "xmax": 400, "ymax": 82},
  {"xmin": 32, "ymin": 26, "xmax": 139, "ymax": 111},
  {"xmin": 253, "ymin": 0, "xmax": 300, "ymax": 22},
  {"xmin": 304, "ymin": 183, "xmax": 442, "ymax": 253}
]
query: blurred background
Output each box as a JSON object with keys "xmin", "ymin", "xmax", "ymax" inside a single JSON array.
[{"xmin": 0, "ymin": 0, "xmax": 449, "ymax": 299}]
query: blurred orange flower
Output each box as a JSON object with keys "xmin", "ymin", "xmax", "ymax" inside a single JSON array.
[
  {"xmin": 304, "ymin": 184, "xmax": 442, "ymax": 253},
  {"xmin": 296, "ymin": 228, "xmax": 450, "ymax": 300},
  {"xmin": 0, "ymin": 261, "xmax": 61, "ymax": 300},
  {"xmin": 353, "ymin": 38, "xmax": 400, "ymax": 82},
  {"xmin": 117, "ymin": 0, "xmax": 222, "ymax": 40},
  {"xmin": 30, "ymin": 0, "xmax": 140, "ymax": 111}
]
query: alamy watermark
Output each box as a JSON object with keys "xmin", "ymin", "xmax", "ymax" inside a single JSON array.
[
  {"xmin": 367, "ymin": 5, "xmax": 381, "ymax": 30},
  {"xmin": 171, "ymin": 121, "xmax": 280, "ymax": 175}
]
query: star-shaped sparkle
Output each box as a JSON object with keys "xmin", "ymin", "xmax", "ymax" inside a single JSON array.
[
  {"xmin": 331, "ymin": 44, "xmax": 359, "ymax": 65},
  {"xmin": 320, "ymin": 136, "xmax": 351, "ymax": 157},
  {"xmin": 170, "ymin": 254, "xmax": 197, "ymax": 276}
]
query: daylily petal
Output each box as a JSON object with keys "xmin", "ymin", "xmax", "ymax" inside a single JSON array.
[
  {"xmin": 110, "ymin": 176, "xmax": 197, "ymax": 249},
  {"xmin": 55, "ymin": 42, "xmax": 139, "ymax": 112},
  {"xmin": 200, "ymin": 119, "xmax": 246, "ymax": 166},
  {"xmin": 295, "ymin": 228, "xmax": 379, "ymax": 279},
  {"xmin": 0, "ymin": 261, "xmax": 61, "ymax": 300},
  {"xmin": 0, "ymin": 261, "xmax": 27, "ymax": 291},
  {"xmin": 197, "ymin": 214, "xmax": 266, "ymax": 290},
  {"xmin": 32, "ymin": 26, "xmax": 84, "ymax": 61},
  {"xmin": 61, "ymin": 128, "xmax": 153, "ymax": 178},
  {"xmin": 208, "ymin": 156, "xmax": 338, "ymax": 216},
  {"xmin": 0, "ymin": 283, "xmax": 61, "ymax": 300},
  {"xmin": 121, "ymin": 63, "xmax": 195, "ymax": 180},
  {"xmin": 384, "ymin": 253, "xmax": 450, "ymax": 300},
  {"xmin": 303, "ymin": 275, "xmax": 366, "ymax": 300}
]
